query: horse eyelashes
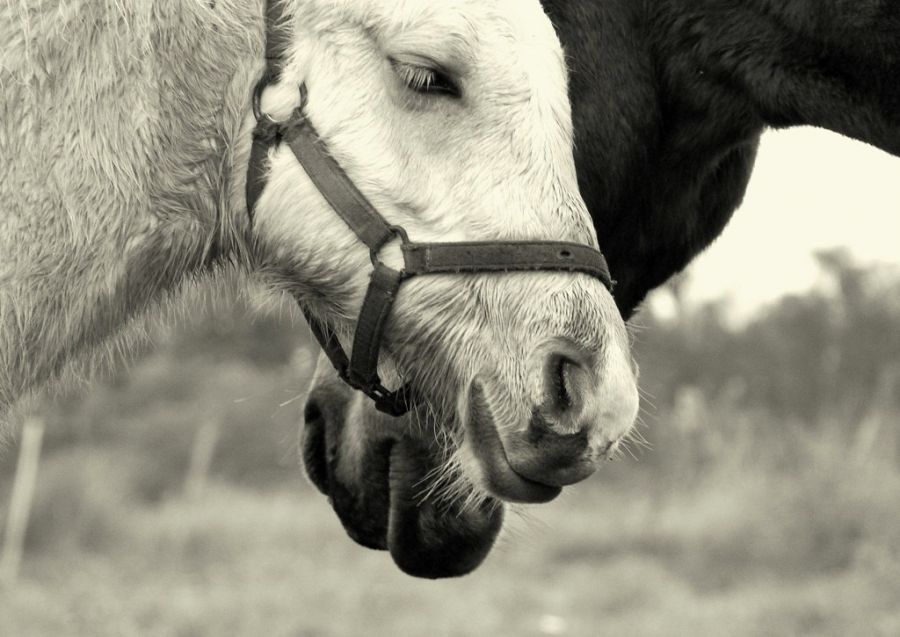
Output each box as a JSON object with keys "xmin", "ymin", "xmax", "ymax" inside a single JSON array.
[
  {"xmin": 398, "ymin": 63, "xmax": 435, "ymax": 91},
  {"xmin": 391, "ymin": 59, "xmax": 461, "ymax": 98}
]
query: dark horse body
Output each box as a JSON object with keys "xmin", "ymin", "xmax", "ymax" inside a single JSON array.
[
  {"xmin": 303, "ymin": 0, "xmax": 900, "ymax": 578},
  {"xmin": 556, "ymin": 0, "xmax": 900, "ymax": 316}
]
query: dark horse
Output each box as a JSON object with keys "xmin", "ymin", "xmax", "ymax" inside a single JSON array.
[{"xmin": 302, "ymin": 0, "xmax": 900, "ymax": 578}]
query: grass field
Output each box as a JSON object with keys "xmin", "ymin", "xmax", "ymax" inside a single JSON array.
[
  {"xmin": 2, "ymin": 295, "xmax": 900, "ymax": 636},
  {"xmin": 3, "ymin": 418, "xmax": 900, "ymax": 636}
]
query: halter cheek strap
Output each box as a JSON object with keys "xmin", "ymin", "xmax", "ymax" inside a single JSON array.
[{"xmin": 246, "ymin": 4, "xmax": 614, "ymax": 417}]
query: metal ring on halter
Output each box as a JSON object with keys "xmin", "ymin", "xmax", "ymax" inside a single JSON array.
[
  {"xmin": 254, "ymin": 77, "xmax": 312, "ymax": 125},
  {"xmin": 252, "ymin": 73, "xmax": 273, "ymax": 122},
  {"xmin": 370, "ymin": 225, "xmax": 411, "ymax": 268}
]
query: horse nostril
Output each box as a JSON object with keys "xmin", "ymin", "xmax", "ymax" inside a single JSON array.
[
  {"xmin": 304, "ymin": 400, "xmax": 322, "ymax": 426},
  {"xmin": 545, "ymin": 353, "xmax": 581, "ymax": 414}
]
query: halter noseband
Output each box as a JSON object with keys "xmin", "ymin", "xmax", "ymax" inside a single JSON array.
[{"xmin": 246, "ymin": 1, "xmax": 614, "ymax": 417}]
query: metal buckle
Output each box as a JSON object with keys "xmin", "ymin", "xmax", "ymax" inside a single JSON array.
[
  {"xmin": 370, "ymin": 382, "xmax": 392, "ymax": 401},
  {"xmin": 340, "ymin": 364, "xmax": 408, "ymax": 417},
  {"xmin": 372, "ymin": 384, "xmax": 410, "ymax": 417}
]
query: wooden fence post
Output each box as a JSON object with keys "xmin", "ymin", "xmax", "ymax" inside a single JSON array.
[
  {"xmin": 1, "ymin": 417, "xmax": 46, "ymax": 585},
  {"xmin": 184, "ymin": 418, "xmax": 221, "ymax": 499}
]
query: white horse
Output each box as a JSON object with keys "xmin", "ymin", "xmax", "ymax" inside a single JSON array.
[{"xmin": 1, "ymin": 0, "xmax": 638, "ymax": 575}]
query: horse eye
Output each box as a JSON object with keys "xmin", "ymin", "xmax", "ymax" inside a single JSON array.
[{"xmin": 390, "ymin": 59, "xmax": 461, "ymax": 98}]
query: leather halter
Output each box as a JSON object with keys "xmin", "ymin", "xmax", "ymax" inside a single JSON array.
[{"xmin": 245, "ymin": 1, "xmax": 614, "ymax": 417}]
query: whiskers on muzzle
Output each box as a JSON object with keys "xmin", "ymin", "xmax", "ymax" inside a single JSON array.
[{"xmin": 410, "ymin": 446, "xmax": 501, "ymax": 518}]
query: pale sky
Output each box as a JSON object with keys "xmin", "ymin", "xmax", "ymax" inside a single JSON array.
[{"xmin": 666, "ymin": 127, "xmax": 900, "ymax": 319}]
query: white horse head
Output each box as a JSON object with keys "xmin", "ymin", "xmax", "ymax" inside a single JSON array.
[
  {"xmin": 250, "ymin": 0, "xmax": 639, "ymax": 575},
  {"xmin": 255, "ymin": 0, "xmax": 637, "ymax": 470}
]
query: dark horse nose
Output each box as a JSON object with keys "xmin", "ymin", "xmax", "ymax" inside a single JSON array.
[{"xmin": 505, "ymin": 352, "xmax": 608, "ymax": 486}]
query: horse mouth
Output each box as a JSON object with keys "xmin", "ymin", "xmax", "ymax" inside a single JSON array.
[{"xmin": 464, "ymin": 381, "xmax": 562, "ymax": 504}]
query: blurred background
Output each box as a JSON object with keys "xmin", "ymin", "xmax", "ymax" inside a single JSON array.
[{"xmin": 1, "ymin": 128, "xmax": 899, "ymax": 636}]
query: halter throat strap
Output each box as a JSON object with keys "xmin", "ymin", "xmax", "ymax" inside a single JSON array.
[{"xmin": 246, "ymin": 1, "xmax": 614, "ymax": 417}]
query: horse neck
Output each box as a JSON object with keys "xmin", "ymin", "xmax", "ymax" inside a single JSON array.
[
  {"xmin": 0, "ymin": 1, "xmax": 265, "ymax": 412},
  {"xmin": 584, "ymin": 0, "xmax": 900, "ymax": 316},
  {"xmin": 649, "ymin": 0, "xmax": 900, "ymax": 156}
]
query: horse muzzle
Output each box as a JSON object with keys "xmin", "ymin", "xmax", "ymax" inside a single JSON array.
[{"xmin": 463, "ymin": 340, "xmax": 639, "ymax": 502}]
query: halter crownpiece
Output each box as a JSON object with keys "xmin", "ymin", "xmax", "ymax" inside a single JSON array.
[{"xmin": 246, "ymin": 0, "xmax": 615, "ymax": 417}]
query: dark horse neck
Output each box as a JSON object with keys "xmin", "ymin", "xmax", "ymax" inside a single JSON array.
[{"xmin": 544, "ymin": 0, "xmax": 900, "ymax": 316}]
